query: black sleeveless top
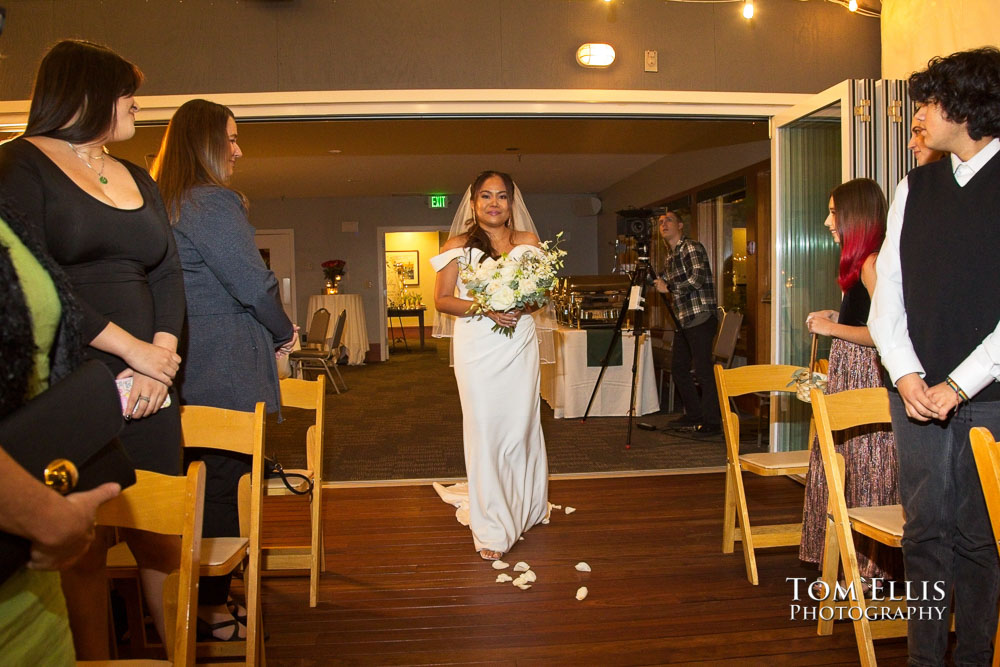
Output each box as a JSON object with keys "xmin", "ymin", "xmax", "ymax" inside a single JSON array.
[{"xmin": 838, "ymin": 279, "xmax": 871, "ymax": 327}]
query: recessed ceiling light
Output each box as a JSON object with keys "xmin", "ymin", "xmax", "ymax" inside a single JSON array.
[{"xmin": 328, "ymin": 149, "xmax": 342, "ymax": 154}]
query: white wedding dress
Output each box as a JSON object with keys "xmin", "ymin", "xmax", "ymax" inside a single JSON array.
[{"xmin": 430, "ymin": 245, "xmax": 549, "ymax": 553}]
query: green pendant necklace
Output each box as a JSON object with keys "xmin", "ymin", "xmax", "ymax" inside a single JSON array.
[{"xmin": 67, "ymin": 142, "xmax": 109, "ymax": 185}]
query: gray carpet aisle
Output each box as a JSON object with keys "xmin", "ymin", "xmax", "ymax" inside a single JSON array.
[{"xmin": 266, "ymin": 339, "xmax": 767, "ymax": 481}]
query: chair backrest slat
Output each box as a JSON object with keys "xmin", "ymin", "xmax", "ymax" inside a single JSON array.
[
  {"xmin": 179, "ymin": 405, "xmax": 262, "ymax": 455},
  {"xmin": 307, "ymin": 308, "xmax": 331, "ymax": 345},
  {"xmin": 716, "ymin": 363, "xmax": 807, "ymax": 397},
  {"xmin": 811, "ymin": 386, "xmax": 890, "ymax": 432},
  {"xmin": 713, "ymin": 310, "xmax": 743, "ymax": 367},
  {"xmin": 331, "ymin": 309, "xmax": 347, "ymax": 349}
]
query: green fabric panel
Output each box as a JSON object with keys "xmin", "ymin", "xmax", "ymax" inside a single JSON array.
[{"xmin": 586, "ymin": 329, "xmax": 622, "ymax": 367}]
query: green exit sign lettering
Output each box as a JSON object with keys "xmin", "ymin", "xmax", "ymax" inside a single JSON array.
[{"xmin": 428, "ymin": 195, "xmax": 448, "ymax": 209}]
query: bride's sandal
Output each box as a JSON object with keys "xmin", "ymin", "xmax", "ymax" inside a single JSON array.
[
  {"xmin": 479, "ymin": 549, "xmax": 503, "ymax": 561},
  {"xmin": 226, "ymin": 597, "xmax": 247, "ymax": 625},
  {"xmin": 197, "ymin": 617, "xmax": 245, "ymax": 642}
]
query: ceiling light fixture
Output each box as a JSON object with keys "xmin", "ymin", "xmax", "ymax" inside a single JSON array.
[
  {"xmin": 576, "ymin": 43, "xmax": 616, "ymax": 68},
  {"xmin": 742, "ymin": 0, "xmax": 754, "ymax": 19},
  {"xmin": 848, "ymin": 0, "xmax": 858, "ymax": 10}
]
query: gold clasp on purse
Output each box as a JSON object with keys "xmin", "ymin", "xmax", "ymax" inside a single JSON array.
[{"xmin": 43, "ymin": 458, "xmax": 79, "ymax": 495}]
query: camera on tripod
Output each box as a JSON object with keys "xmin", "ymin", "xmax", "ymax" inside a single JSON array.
[{"xmin": 616, "ymin": 208, "xmax": 654, "ymax": 240}]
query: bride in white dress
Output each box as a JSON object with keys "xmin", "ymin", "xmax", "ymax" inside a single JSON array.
[{"xmin": 430, "ymin": 171, "xmax": 550, "ymax": 561}]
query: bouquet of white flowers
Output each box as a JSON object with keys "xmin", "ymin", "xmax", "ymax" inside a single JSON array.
[{"xmin": 458, "ymin": 233, "xmax": 567, "ymax": 337}]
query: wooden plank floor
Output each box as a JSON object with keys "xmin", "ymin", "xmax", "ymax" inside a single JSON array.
[{"xmin": 260, "ymin": 473, "xmax": 909, "ymax": 665}]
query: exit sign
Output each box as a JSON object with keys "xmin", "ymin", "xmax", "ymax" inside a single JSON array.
[{"xmin": 428, "ymin": 194, "xmax": 448, "ymax": 209}]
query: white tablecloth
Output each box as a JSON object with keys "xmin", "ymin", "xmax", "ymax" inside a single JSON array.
[
  {"xmin": 540, "ymin": 328, "xmax": 659, "ymax": 419},
  {"xmin": 306, "ymin": 294, "xmax": 370, "ymax": 366}
]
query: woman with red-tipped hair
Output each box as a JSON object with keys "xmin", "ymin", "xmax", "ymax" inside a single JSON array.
[{"xmin": 798, "ymin": 178, "xmax": 901, "ymax": 585}]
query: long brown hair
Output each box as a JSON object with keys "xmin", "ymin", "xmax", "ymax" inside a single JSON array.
[
  {"xmin": 24, "ymin": 40, "xmax": 143, "ymax": 143},
  {"xmin": 464, "ymin": 170, "xmax": 516, "ymax": 259},
  {"xmin": 150, "ymin": 99, "xmax": 248, "ymax": 224},
  {"xmin": 831, "ymin": 178, "xmax": 887, "ymax": 291}
]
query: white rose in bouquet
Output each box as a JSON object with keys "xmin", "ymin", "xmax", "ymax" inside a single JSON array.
[
  {"xmin": 491, "ymin": 285, "xmax": 517, "ymax": 311},
  {"xmin": 519, "ymin": 277, "xmax": 538, "ymax": 296}
]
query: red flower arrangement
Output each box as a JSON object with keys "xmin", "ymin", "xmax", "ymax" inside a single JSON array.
[{"xmin": 322, "ymin": 259, "xmax": 346, "ymax": 281}]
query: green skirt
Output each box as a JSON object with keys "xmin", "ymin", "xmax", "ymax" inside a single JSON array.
[{"xmin": 0, "ymin": 567, "xmax": 75, "ymax": 665}]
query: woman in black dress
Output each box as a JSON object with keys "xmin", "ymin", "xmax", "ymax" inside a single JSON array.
[{"xmin": 0, "ymin": 40, "xmax": 183, "ymax": 658}]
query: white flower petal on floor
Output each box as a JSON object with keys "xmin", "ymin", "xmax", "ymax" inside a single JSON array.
[
  {"xmin": 522, "ymin": 570, "xmax": 537, "ymax": 583},
  {"xmin": 492, "ymin": 560, "xmax": 510, "ymax": 570},
  {"xmin": 565, "ymin": 506, "xmax": 576, "ymax": 515},
  {"xmin": 550, "ymin": 503, "xmax": 562, "ymax": 510},
  {"xmin": 576, "ymin": 586, "xmax": 588, "ymax": 600},
  {"xmin": 541, "ymin": 518, "xmax": 550, "ymax": 524},
  {"xmin": 574, "ymin": 562, "xmax": 591, "ymax": 572},
  {"xmin": 513, "ymin": 561, "xmax": 530, "ymax": 572},
  {"xmin": 495, "ymin": 573, "xmax": 513, "ymax": 583},
  {"xmin": 518, "ymin": 536, "xmax": 524, "ymax": 541},
  {"xmin": 514, "ymin": 582, "xmax": 532, "ymax": 590}
]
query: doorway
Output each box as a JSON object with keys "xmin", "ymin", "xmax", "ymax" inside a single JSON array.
[
  {"xmin": 378, "ymin": 226, "xmax": 450, "ymax": 361},
  {"xmin": 254, "ymin": 228, "xmax": 297, "ymax": 325}
]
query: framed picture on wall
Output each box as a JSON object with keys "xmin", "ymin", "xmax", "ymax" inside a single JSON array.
[{"xmin": 386, "ymin": 250, "xmax": 419, "ymax": 286}]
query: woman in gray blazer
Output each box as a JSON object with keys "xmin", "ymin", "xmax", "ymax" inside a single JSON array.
[{"xmin": 152, "ymin": 99, "xmax": 296, "ymax": 641}]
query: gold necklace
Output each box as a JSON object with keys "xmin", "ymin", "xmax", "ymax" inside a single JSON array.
[{"xmin": 67, "ymin": 142, "xmax": 109, "ymax": 185}]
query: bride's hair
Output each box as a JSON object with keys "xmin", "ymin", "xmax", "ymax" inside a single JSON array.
[{"xmin": 464, "ymin": 170, "xmax": 516, "ymax": 259}]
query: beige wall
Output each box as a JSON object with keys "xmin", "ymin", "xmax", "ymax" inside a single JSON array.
[
  {"xmin": 386, "ymin": 231, "xmax": 441, "ymax": 327},
  {"xmin": 882, "ymin": 0, "xmax": 1000, "ymax": 79},
  {"xmin": 0, "ymin": 0, "xmax": 879, "ymax": 98},
  {"xmin": 250, "ymin": 193, "xmax": 598, "ymax": 344}
]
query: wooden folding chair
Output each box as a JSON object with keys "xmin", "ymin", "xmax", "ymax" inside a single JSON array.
[
  {"xmin": 716, "ymin": 363, "xmax": 812, "ymax": 585},
  {"xmin": 969, "ymin": 426, "xmax": 1000, "ymax": 667},
  {"xmin": 107, "ymin": 403, "xmax": 267, "ymax": 665},
  {"xmin": 180, "ymin": 402, "xmax": 266, "ymax": 666},
  {"xmin": 81, "ymin": 464, "xmax": 206, "ymax": 667},
  {"xmin": 263, "ymin": 375, "xmax": 327, "ymax": 607},
  {"xmin": 811, "ymin": 387, "xmax": 906, "ymax": 666}
]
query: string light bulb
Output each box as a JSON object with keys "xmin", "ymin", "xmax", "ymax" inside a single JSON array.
[
  {"xmin": 742, "ymin": 0, "xmax": 754, "ymax": 19},
  {"xmin": 848, "ymin": 0, "xmax": 858, "ymax": 10}
]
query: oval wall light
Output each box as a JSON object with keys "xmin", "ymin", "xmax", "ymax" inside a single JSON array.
[{"xmin": 576, "ymin": 43, "xmax": 616, "ymax": 68}]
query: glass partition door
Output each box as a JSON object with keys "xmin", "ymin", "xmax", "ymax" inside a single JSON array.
[{"xmin": 770, "ymin": 82, "xmax": 856, "ymax": 452}]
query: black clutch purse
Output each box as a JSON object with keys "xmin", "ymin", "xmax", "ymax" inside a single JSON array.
[{"xmin": 0, "ymin": 359, "xmax": 136, "ymax": 583}]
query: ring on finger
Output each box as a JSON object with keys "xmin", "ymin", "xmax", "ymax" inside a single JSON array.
[{"xmin": 137, "ymin": 396, "xmax": 151, "ymax": 403}]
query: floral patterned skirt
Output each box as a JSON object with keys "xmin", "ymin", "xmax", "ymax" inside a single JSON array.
[{"xmin": 798, "ymin": 337, "xmax": 902, "ymax": 581}]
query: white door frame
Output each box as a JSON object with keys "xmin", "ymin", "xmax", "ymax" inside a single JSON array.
[
  {"xmin": 0, "ymin": 89, "xmax": 811, "ymax": 127},
  {"xmin": 253, "ymin": 227, "xmax": 297, "ymax": 325},
  {"xmin": 770, "ymin": 80, "xmax": 853, "ymax": 369},
  {"xmin": 377, "ymin": 225, "xmax": 451, "ymax": 362}
]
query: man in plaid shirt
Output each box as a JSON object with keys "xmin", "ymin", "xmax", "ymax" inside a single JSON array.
[{"xmin": 653, "ymin": 211, "xmax": 721, "ymax": 435}]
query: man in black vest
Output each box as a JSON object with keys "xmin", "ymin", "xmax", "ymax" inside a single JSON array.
[{"xmin": 870, "ymin": 47, "xmax": 1000, "ymax": 665}]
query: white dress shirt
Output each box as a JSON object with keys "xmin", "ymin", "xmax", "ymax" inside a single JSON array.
[{"xmin": 869, "ymin": 138, "xmax": 1000, "ymax": 397}]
